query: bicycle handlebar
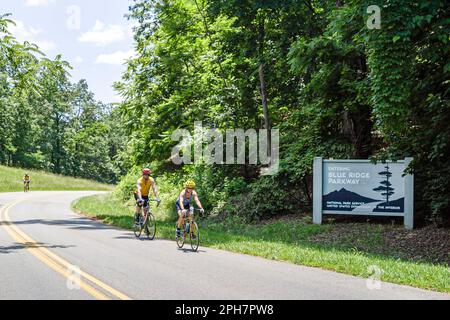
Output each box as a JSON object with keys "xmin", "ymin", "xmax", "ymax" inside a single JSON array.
[
  {"xmin": 148, "ymin": 199, "xmax": 161, "ymax": 207},
  {"xmin": 136, "ymin": 198, "xmax": 161, "ymax": 207},
  {"xmin": 181, "ymin": 208, "xmax": 204, "ymax": 212}
]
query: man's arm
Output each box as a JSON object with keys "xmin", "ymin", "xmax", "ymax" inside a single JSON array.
[
  {"xmin": 137, "ymin": 182, "xmax": 142, "ymax": 199},
  {"xmin": 151, "ymin": 180, "xmax": 160, "ymax": 200},
  {"xmin": 194, "ymin": 191, "xmax": 204, "ymax": 210},
  {"xmin": 179, "ymin": 190, "xmax": 186, "ymax": 210}
]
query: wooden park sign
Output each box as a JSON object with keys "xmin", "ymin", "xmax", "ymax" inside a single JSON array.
[{"xmin": 313, "ymin": 158, "xmax": 414, "ymax": 229}]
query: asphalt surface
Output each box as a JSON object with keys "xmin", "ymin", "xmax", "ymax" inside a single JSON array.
[{"xmin": 0, "ymin": 191, "xmax": 448, "ymax": 300}]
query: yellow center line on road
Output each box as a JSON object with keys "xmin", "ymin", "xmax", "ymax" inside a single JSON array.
[{"xmin": 0, "ymin": 199, "xmax": 132, "ymax": 300}]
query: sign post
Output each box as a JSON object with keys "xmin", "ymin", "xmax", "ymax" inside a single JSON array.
[
  {"xmin": 313, "ymin": 158, "xmax": 414, "ymax": 229},
  {"xmin": 313, "ymin": 157, "xmax": 323, "ymax": 226}
]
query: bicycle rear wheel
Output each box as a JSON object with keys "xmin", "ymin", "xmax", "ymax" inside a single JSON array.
[
  {"xmin": 145, "ymin": 213, "xmax": 156, "ymax": 240},
  {"xmin": 189, "ymin": 221, "xmax": 199, "ymax": 252}
]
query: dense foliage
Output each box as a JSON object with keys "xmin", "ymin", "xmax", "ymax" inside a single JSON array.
[
  {"xmin": 0, "ymin": 15, "xmax": 125, "ymax": 183},
  {"xmin": 1, "ymin": 0, "xmax": 448, "ymax": 226},
  {"xmin": 116, "ymin": 0, "xmax": 449, "ymax": 225}
]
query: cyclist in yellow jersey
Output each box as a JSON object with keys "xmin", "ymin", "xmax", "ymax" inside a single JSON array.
[{"xmin": 134, "ymin": 168, "xmax": 160, "ymax": 223}]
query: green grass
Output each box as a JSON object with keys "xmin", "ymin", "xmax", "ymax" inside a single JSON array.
[
  {"xmin": 0, "ymin": 165, "xmax": 113, "ymax": 192},
  {"xmin": 72, "ymin": 194, "xmax": 450, "ymax": 293}
]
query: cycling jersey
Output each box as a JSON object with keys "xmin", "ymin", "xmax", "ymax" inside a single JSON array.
[
  {"xmin": 135, "ymin": 177, "xmax": 154, "ymax": 197},
  {"xmin": 175, "ymin": 191, "xmax": 194, "ymax": 211},
  {"xmin": 23, "ymin": 175, "xmax": 31, "ymax": 181}
]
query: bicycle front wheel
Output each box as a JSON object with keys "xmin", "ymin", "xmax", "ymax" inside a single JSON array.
[
  {"xmin": 189, "ymin": 222, "xmax": 199, "ymax": 252},
  {"xmin": 133, "ymin": 217, "xmax": 142, "ymax": 238},
  {"xmin": 176, "ymin": 223, "xmax": 185, "ymax": 248},
  {"xmin": 145, "ymin": 213, "xmax": 156, "ymax": 240}
]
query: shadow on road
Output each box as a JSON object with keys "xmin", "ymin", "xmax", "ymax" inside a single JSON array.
[
  {"xmin": 114, "ymin": 234, "xmax": 154, "ymax": 241},
  {"xmin": 113, "ymin": 233, "xmax": 207, "ymax": 253},
  {"xmin": 0, "ymin": 217, "xmax": 111, "ymax": 231},
  {"xmin": 0, "ymin": 242, "xmax": 75, "ymax": 254},
  {"xmin": 178, "ymin": 248, "xmax": 206, "ymax": 254}
]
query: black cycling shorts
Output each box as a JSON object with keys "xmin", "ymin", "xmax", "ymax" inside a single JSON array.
[{"xmin": 134, "ymin": 194, "xmax": 149, "ymax": 208}]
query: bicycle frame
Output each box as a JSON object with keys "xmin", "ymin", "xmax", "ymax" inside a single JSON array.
[
  {"xmin": 176, "ymin": 207, "xmax": 201, "ymax": 252},
  {"xmin": 179, "ymin": 207, "xmax": 201, "ymax": 235},
  {"xmin": 180, "ymin": 215, "xmax": 194, "ymax": 234},
  {"xmin": 134, "ymin": 199, "xmax": 159, "ymax": 240},
  {"xmin": 136, "ymin": 199, "xmax": 159, "ymax": 223}
]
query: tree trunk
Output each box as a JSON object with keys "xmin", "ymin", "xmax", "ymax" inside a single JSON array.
[
  {"xmin": 259, "ymin": 63, "xmax": 271, "ymax": 154},
  {"xmin": 258, "ymin": 13, "xmax": 271, "ymax": 156}
]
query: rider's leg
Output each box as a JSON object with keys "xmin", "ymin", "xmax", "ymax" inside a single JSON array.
[
  {"xmin": 188, "ymin": 213, "xmax": 194, "ymax": 234},
  {"xmin": 176, "ymin": 210, "xmax": 184, "ymax": 236},
  {"xmin": 134, "ymin": 193, "xmax": 141, "ymax": 221},
  {"xmin": 143, "ymin": 206, "xmax": 149, "ymax": 222},
  {"xmin": 177, "ymin": 212, "xmax": 182, "ymax": 229},
  {"xmin": 135, "ymin": 204, "xmax": 142, "ymax": 223}
]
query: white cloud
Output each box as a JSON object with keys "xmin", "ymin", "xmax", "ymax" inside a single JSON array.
[
  {"xmin": 95, "ymin": 49, "xmax": 136, "ymax": 65},
  {"xmin": 9, "ymin": 20, "xmax": 56, "ymax": 52},
  {"xmin": 9, "ymin": 20, "xmax": 32, "ymax": 39},
  {"xmin": 78, "ymin": 20, "xmax": 128, "ymax": 46},
  {"xmin": 25, "ymin": 0, "xmax": 55, "ymax": 7},
  {"xmin": 34, "ymin": 40, "xmax": 56, "ymax": 51},
  {"xmin": 75, "ymin": 56, "xmax": 83, "ymax": 64},
  {"xmin": 29, "ymin": 26, "xmax": 43, "ymax": 35}
]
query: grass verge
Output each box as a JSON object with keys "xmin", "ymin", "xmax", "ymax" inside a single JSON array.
[
  {"xmin": 72, "ymin": 194, "xmax": 450, "ymax": 293},
  {"xmin": 0, "ymin": 165, "xmax": 113, "ymax": 192}
]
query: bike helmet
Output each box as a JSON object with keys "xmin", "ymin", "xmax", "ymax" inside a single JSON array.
[
  {"xmin": 142, "ymin": 168, "xmax": 152, "ymax": 175},
  {"xmin": 185, "ymin": 180, "xmax": 196, "ymax": 189}
]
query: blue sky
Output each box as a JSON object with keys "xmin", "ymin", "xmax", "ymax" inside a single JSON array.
[{"xmin": 1, "ymin": 0, "xmax": 136, "ymax": 103}]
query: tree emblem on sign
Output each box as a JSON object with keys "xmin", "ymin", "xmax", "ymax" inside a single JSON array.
[{"xmin": 373, "ymin": 164, "xmax": 394, "ymax": 204}]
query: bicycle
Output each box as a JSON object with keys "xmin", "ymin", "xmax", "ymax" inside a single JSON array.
[
  {"xmin": 176, "ymin": 207, "xmax": 201, "ymax": 252},
  {"xmin": 133, "ymin": 199, "xmax": 159, "ymax": 240},
  {"xmin": 23, "ymin": 181, "xmax": 30, "ymax": 193}
]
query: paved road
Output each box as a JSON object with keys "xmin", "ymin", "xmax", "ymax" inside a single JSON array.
[{"xmin": 0, "ymin": 191, "xmax": 448, "ymax": 300}]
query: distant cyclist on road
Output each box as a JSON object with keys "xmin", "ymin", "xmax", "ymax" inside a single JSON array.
[
  {"xmin": 135, "ymin": 168, "xmax": 160, "ymax": 223},
  {"xmin": 23, "ymin": 173, "xmax": 31, "ymax": 192},
  {"xmin": 175, "ymin": 180, "xmax": 204, "ymax": 237}
]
